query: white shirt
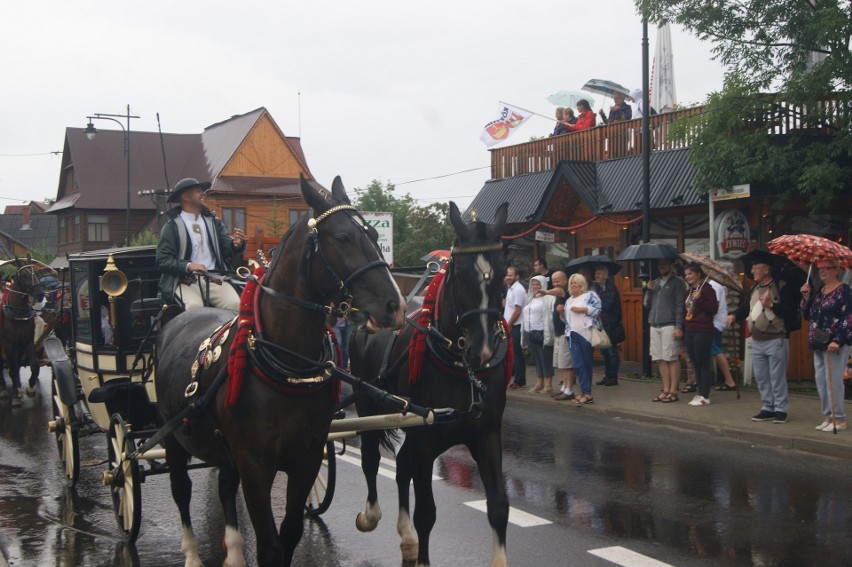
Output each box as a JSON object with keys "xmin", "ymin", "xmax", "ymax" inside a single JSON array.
[
  {"xmin": 503, "ymin": 281, "xmax": 525, "ymax": 325},
  {"xmin": 179, "ymin": 211, "xmax": 215, "ymax": 270},
  {"xmin": 522, "ymin": 297, "xmax": 547, "ymax": 332},
  {"xmin": 709, "ymin": 280, "xmax": 728, "ymax": 332}
]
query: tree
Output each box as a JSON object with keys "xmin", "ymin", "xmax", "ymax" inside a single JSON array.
[
  {"xmin": 353, "ymin": 180, "xmax": 455, "ymax": 266},
  {"xmin": 638, "ymin": 0, "xmax": 852, "ymax": 209}
]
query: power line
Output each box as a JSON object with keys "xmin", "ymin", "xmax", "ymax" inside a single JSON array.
[
  {"xmin": 395, "ymin": 166, "xmax": 489, "ymax": 186},
  {"xmin": 0, "ymin": 151, "xmax": 62, "ymax": 157}
]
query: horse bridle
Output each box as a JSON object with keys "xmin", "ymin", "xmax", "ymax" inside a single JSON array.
[
  {"xmin": 2, "ymin": 264, "xmax": 42, "ymax": 321},
  {"xmin": 445, "ymin": 242, "xmax": 506, "ymax": 351},
  {"xmin": 251, "ymin": 204, "xmax": 390, "ymax": 319}
]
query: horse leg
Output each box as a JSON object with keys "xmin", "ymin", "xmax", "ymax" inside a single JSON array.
[
  {"xmin": 0, "ymin": 356, "xmax": 7, "ymax": 399},
  {"xmin": 472, "ymin": 434, "xmax": 510, "ymax": 567},
  {"xmin": 355, "ymin": 429, "xmax": 383, "ymax": 532},
  {"xmin": 239, "ymin": 469, "xmax": 282, "ymax": 567},
  {"xmin": 278, "ymin": 466, "xmax": 317, "ymax": 567},
  {"xmin": 218, "ymin": 465, "xmax": 246, "ymax": 567},
  {"xmin": 164, "ymin": 436, "xmax": 203, "ymax": 567},
  {"xmin": 9, "ymin": 359, "xmax": 23, "ymax": 406},
  {"xmin": 394, "ymin": 441, "xmax": 419, "ymax": 563},
  {"xmin": 27, "ymin": 342, "xmax": 39, "ymax": 396}
]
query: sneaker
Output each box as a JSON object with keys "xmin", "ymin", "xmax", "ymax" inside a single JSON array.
[
  {"xmin": 816, "ymin": 419, "xmax": 832, "ymax": 430},
  {"xmin": 772, "ymin": 412, "xmax": 787, "ymax": 424},
  {"xmin": 688, "ymin": 395, "xmax": 711, "ymax": 406},
  {"xmin": 507, "ymin": 383, "xmax": 524, "ymax": 390},
  {"xmin": 554, "ymin": 392, "xmax": 575, "ymax": 401},
  {"xmin": 822, "ymin": 420, "xmax": 847, "ymax": 432},
  {"xmin": 751, "ymin": 410, "xmax": 776, "ymax": 422}
]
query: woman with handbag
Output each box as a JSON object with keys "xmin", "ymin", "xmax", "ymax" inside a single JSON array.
[
  {"xmin": 563, "ymin": 273, "xmax": 602, "ymax": 405},
  {"xmin": 801, "ymin": 261, "xmax": 852, "ymax": 432},
  {"xmin": 522, "ymin": 275, "xmax": 557, "ymax": 394},
  {"xmin": 683, "ymin": 263, "xmax": 719, "ymax": 407}
]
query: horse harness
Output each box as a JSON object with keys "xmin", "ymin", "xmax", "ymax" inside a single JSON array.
[{"xmin": 1, "ymin": 264, "xmax": 42, "ymax": 322}]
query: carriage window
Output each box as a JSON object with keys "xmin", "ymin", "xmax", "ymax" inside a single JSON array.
[
  {"xmin": 126, "ymin": 274, "xmax": 162, "ymax": 342},
  {"xmin": 73, "ymin": 268, "xmax": 92, "ymax": 343},
  {"xmin": 87, "ymin": 215, "xmax": 110, "ymax": 242}
]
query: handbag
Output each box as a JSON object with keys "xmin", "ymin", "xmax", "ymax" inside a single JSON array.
[
  {"xmin": 527, "ymin": 330, "xmax": 544, "ymax": 344},
  {"xmin": 590, "ymin": 327, "xmax": 611, "ymax": 349},
  {"xmin": 809, "ymin": 328, "xmax": 832, "ymax": 351}
]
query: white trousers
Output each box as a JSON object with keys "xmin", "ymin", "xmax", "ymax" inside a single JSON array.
[{"xmin": 177, "ymin": 281, "xmax": 240, "ymax": 311}]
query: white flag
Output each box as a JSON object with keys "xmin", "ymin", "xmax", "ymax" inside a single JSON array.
[{"xmin": 480, "ymin": 102, "xmax": 533, "ymax": 148}]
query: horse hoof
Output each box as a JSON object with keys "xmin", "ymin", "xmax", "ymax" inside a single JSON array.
[
  {"xmin": 26, "ymin": 386, "xmax": 37, "ymax": 398},
  {"xmin": 11, "ymin": 397, "xmax": 22, "ymax": 408},
  {"xmin": 355, "ymin": 512, "xmax": 377, "ymax": 532},
  {"xmin": 0, "ymin": 389, "xmax": 9, "ymax": 399},
  {"xmin": 16, "ymin": 388, "xmax": 25, "ymax": 399},
  {"xmin": 400, "ymin": 541, "xmax": 419, "ymax": 563}
]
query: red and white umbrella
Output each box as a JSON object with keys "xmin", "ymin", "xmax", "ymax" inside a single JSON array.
[{"xmin": 767, "ymin": 234, "xmax": 852, "ymax": 281}]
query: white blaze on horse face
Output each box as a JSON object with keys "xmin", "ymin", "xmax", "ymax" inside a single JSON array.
[{"xmin": 475, "ymin": 254, "xmax": 494, "ymax": 364}]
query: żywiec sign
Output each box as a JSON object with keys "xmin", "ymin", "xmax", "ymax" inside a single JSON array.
[
  {"xmin": 715, "ymin": 209, "xmax": 750, "ymax": 259},
  {"xmin": 362, "ymin": 212, "xmax": 393, "ymax": 266}
]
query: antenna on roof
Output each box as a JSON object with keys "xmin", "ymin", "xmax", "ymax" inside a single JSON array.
[{"xmin": 156, "ymin": 112, "xmax": 170, "ymax": 189}]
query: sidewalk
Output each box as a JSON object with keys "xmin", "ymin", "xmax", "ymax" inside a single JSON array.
[{"xmin": 508, "ymin": 362, "xmax": 851, "ymax": 460}]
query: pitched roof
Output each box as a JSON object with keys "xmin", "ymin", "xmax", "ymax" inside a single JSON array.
[
  {"xmin": 0, "ymin": 213, "xmax": 57, "ymax": 253},
  {"xmin": 466, "ymin": 148, "xmax": 701, "ymax": 222}
]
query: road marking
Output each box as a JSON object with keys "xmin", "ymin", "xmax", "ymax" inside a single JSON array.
[
  {"xmin": 339, "ymin": 446, "xmax": 441, "ymax": 481},
  {"xmin": 464, "ymin": 500, "xmax": 552, "ymax": 527},
  {"xmin": 588, "ymin": 546, "xmax": 674, "ymax": 567}
]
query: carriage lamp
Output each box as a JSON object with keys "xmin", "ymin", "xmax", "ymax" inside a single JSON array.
[{"xmin": 101, "ymin": 254, "xmax": 128, "ymax": 346}]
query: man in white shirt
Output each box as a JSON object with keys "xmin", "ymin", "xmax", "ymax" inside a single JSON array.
[
  {"xmin": 504, "ymin": 266, "xmax": 527, "ymax": 389},
  {"xmin": 709, "ymin": 280, "xmax": 737, "ymax": 391},
  {"xmin": 156, "ymin": 178, "xmax": 245, "ymax": 310}
]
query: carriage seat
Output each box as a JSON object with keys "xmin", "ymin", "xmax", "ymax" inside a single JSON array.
[{"xmin": 87, "ymin": 377, "xmax": 132, "ymax": 404}]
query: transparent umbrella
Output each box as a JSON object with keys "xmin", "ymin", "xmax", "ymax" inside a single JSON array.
[{"xmin": 546, "ymin": 90, "xmax": 595, "ymax": 109}]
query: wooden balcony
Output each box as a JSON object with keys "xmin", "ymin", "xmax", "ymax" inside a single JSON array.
[{"xmin": 490, "ymin": 107, "xmax": 704, "ymax": 180}]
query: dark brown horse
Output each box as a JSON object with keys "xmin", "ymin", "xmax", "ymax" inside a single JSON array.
[
  {"xmin": 155, "ymin": 177, "xmax": 405, "ymax": 567},
  {"xmin": 350, "ymin": 202, "xmax": 510, "ymax": 567},
  {"xmin": 0, "ymin": 256, "xmax": 45, "ymax": 407}
]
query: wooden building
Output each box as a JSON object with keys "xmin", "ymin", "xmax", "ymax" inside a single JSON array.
[
  {"xmin": 467, "ymin": 108, "xmax": 852, "ymax": 381},
  {"xmin": 47, "ymin": 107, "xmax": 323, "ymax": 260}
]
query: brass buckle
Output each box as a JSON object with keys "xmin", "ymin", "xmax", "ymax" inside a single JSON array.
[{"xmin": 184, "ymin": 381, "xmax": 199, "ymax": 398}]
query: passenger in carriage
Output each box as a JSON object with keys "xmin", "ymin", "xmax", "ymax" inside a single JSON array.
[{"xmin": 156, "ymin": 178, "xmax": 246, "ymax": 311}]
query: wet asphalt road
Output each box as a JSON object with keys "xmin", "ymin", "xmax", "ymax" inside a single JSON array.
[{"xmin": 2, "ymin": 372, "xmax": 852, "ymax": 566}]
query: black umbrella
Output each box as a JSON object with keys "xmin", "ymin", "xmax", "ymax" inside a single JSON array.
[
  {"xmin": 616, "ymin": 242, "xmax": 679, "ymax": 261},
  {"xmin": 565, "ymin": 255, "xmax": 622, "ymax": 276},
  {"xmin": 741, "ymin": 248, "xmax": 807, "ymax": 288}
]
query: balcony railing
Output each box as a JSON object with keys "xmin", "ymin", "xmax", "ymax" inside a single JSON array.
[{"xmin": 490, "ymin": 107, "xmax": 704, "ymax": 180}]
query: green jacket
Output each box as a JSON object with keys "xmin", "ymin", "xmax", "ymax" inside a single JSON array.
[{"xmin": 156, "ymin": 206, "xmax": 245, "ymax": 303}]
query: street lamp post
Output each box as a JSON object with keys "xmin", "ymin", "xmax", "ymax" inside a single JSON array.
[{"xmin": 84, "ymin": 104, "xmax": 139, "ymax": 246}]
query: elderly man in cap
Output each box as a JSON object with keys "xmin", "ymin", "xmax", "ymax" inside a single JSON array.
[{"xmin": 156, "ymin": 177, "xmax": 245, "ymax": 310}]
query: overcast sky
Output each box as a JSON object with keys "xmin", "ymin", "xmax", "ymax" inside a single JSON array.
[{"xmin": 1, "ymin": 0, "xmax": 725, "ymax": 212}]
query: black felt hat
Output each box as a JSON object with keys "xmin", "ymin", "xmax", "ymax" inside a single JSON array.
[{"xmin": 167, "ymin": 177, "xmax": 211, "ymax": 203}]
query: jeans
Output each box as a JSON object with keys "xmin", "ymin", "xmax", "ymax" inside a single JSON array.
[
  {"xmin": 752, "ymin": 337, "xmax": 789, "ymax": 413},
  {"xmin": 568, "ymin": 332, "xmax": 593, "ymax": 395},
  {"xmin": 332, "ymin": 322, "xmax": 353, "ymax": 368},
  {"xmin": 684, "ymin": 331, "xmax": 714, "ymax": 398},
  {"xmin": 511, "ymin": 325, "xmax": 526, "ymax": 385},
  {"xmin": 813, "ymin": 344, "xmax": 850, "ymax": 421},
  {"xmin": 600, "ymin": 345, "xmax": 620, "ymax": 381}
]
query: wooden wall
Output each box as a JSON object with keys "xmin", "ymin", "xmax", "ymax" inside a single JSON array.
[{"xmin": 220, "ymin": 114, "xmax": 307, "ymax": 178}]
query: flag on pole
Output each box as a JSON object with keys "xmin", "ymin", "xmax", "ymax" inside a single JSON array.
[
  {"xmin": 651, "ymin": 23, "xmax": 677, "ymax": 113},
  {"xmin": 480, "ymin": 102, "xmax": 533, "ymax": 148}
]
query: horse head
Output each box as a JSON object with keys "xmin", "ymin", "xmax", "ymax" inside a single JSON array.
[
  {"xmin": 13, "ymin": 255, "xmax": 44, "ymax": 308},
  {"xmin": 294, "ymin": 175, "xmax": 405, "ymax": 331},
  {"xmin": 446, "ymin": 201, "xmax": 508, "ymax": 367}
]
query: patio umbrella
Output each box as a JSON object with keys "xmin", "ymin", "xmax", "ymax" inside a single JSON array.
[
  {"xmin": 565, "ymin": 255, "xmax": 622, "ymax": 277},
  {"xmin": 678, "ymin": 251, "xmax": 744, "ymax": 293},
  {"xmin": 582, "ymin": 79, "xmax": 631, "ymax": 99},
  {"xmin": 741, "ymin": 248, "xmax": 806, "ymax": 288},
  {"xmin": 546, "ymin": 90, "xmax": 595, "ymax": 110},
  {"xmin": 767, "ymin": 234, "xmax": 852, "ymax": 281},
  {"xmin": 616, "ymin": 242, "xmax": 679, "ymax": 261}
]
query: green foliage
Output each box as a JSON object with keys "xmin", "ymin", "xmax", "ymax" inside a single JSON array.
[
  {"xmin": 353, "ymin": 180, "xmax": 455, "ymax": 266},
  {"xmin": 639, "ymin": 0, "xmax": 852, "ymax": 210},
  {"xmin": 265, "ymin": 201, "xmax": 287, "ymax": 237},
  {"xmin": 128, "ymin": 230, "xmax": 159, "ymax": 246}
]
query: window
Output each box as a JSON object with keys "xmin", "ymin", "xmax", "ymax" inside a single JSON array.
[
  {"xmin": 220, "ymin": 208, "xmax": 246, "ymax": 231},
  {"xmin": 59, "ymin": 218, "xmax": 66, "ymax": 244},
  {"xmin": 87, "ymin": 215, "xmax": 110, "ymax": 242},
  {"xmin": 289, "ymin": 208, "xmax": 309, "ymax": 227},
  {"xmin": 72, "ymin": 215, "xmax": 81, "ymax": 241}
]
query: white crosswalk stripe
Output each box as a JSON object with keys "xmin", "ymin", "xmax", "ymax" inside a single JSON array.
[
  {"xmin": 464, "ymin": 499, "xmax": 551, "ymax": 527},
  {"xmin": 588, "ymin": 546, "xmax": 675, "ymax": 567}
]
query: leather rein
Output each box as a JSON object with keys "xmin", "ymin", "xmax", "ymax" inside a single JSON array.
[{"xmin": 2, "ymin": 264, "xmax": 42, "ymax": 321}]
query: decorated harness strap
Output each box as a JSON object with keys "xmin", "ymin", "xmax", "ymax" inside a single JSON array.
[{"xmin": 185, "ymin": 317, "xmax": 237, "ymax": 398}]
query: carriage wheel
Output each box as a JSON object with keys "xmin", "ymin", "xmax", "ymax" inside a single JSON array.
[
  {"xmin": 50, "ymin": 376, "xmax": 79, "ymax": 487},
  {"xmin": 105, "ymin": 414, "xmax": 142, "ymax": 542},
  {"xmin": 305, "ymin": 440, "xmax": 337, "ymax": 516}
]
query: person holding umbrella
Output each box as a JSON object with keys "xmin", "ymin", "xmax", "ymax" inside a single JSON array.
[
  {"xmin": 726, "ymin": 251, "xmax": 802, "ymax": 424},
  {"xmin": 800, "ymin": 261, "xmax": 852, "ymax": 432},
  {"xmin": 683, "ymin": 263, "xmax": 718, "ymax": 406},
  {"xmin": 562, "ymin": 99, "xmax": 596, "ymax": 133}
]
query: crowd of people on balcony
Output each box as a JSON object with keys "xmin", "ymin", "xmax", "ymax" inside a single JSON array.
[{"xmin": 549, "ymin": 90, "xmax": 658, "ymax": 138}]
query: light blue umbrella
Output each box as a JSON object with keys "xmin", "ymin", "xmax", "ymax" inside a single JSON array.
[{"xmin": 546, "ymin": 90, "xmax": 595, "ymax": 109}]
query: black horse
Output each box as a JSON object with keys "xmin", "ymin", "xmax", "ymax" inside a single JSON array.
[
  {"xmin": 350, "ymin": 202, "xmax": 510, "ymax": 567},
  {"xmin": 0, "ymin": 256, "xmax": 45, "ymax": 407},
  {"xmin": 155, "ymin": 177, "xmax": 405, "ymax": 567}
]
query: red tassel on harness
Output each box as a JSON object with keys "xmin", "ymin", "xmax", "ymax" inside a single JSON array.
[
  {"xmin": 408, "ymin": 265, "xmax": 446, "ymax": 384},
  {"xmin": 225, "ymin": 265, "xmax": 266, "ymax": 407}
]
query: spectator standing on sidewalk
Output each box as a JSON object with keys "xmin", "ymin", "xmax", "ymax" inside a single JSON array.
[
  {"xmin": 547, "ymin": 271, "xmax": 576, "ymax": 400},
  {"xmin": 709, "ymin": 280, "xmax": 738, "ymax": 392},
  {"xmin": 563, "ymin": 273, "xmax": 601, "ymax": 405},
  {"xmin": 592, "ymin": 265, "xmax": 623, "ymax": 386},
  {"xmin": 683, "ymin": 264, "xmax": 718, "ymax": 406},
  {"xmin": 727, "ymin": 261, "xmax": 800, "ymax": 423},
  {"xmin": 800, "ymin": 261, "xmax": 851, "ymax": 432},
  {"xmin": 645, "ymin": 258, "xmax": 687, "ymax": 402},
  {"xmin": 532, "ymin": 258, "xmax": 554, "ymax": 290},
  {"xmin": 522, "ymin": 275, "xmax": 557, "ymax": 394},
  {"xmin": 504, "ymin": 266, "xmax": 527, "ymax": 390}
]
